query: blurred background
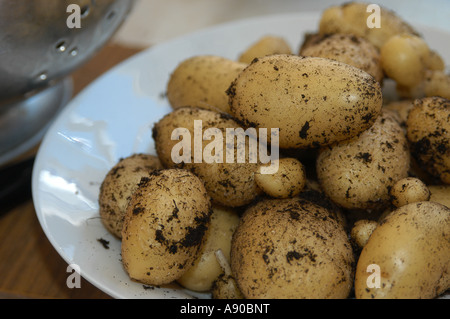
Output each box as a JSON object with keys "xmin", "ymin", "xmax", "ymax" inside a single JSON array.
[{"xmin": 112, "ymin": 0, "xmax": 450, "ymax": 48}]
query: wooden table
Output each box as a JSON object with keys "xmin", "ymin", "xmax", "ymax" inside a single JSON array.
[{"xmin": 0, "ymin": 43, "xmax": 143, "ymax": 299}]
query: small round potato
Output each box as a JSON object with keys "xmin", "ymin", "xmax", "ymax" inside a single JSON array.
[
  {"xmin": 319, "ymin": 2, "xmax": 418, "ymax": 49},
  {"xmin": 167, "ymin": 55, "xmax": 246, "ymax": 113},
  {"xmin": 231, "ymin": 197, "xmax": 354, "ymax": 299},
  {"xmin": 317, "ymin": 110, "xmax": 410, "ymax": 210},
  {"xmin": 355, "ymin": 201, "xmax": 449, "ymax": 299},
  {"xmin": 98, "ymin": 154, "xmax": 162, "ymax": 238},
  {"xmin": 254, "ymin": 157, "xmax": 306, "ymax": 199},
  {"xmin": 350, "ymin": 219, "xmax": 379, "ymax": 249},
  {"xmin": 406, "ymin": 97, "xmax": 450, "ymax": 184},
  {"xmin": 380, "ymin": 34, "xmax": 430, "ymax": 87},
  {"xmin": 238, "ymin": 35, "xmax": 292, "ymax": 64},
  {"xmin": 177, "ymin": 205, "xmax": 240, "ymax": 292},
  {"xmin": 152, "ymin": 107, "xmax": 261, "ymax": 207},
  {"xmin": 121, "ymin": 169, "xmax": 212, "ymax": 286},
  {"xmin": 228, "ymin": 55, "xmax": 383, "ymax": 149},
  {"xmin": 389, "ymin": 177, "xmax": 430, "ymax": 207},
  {"xmin": 300, "ymin": 33, "xmax": 383, "ymax": 83}
]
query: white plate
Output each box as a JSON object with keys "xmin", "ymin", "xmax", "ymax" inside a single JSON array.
[{"xmin": 32, "ymin": 11, "xmax": 450, "ymax": 299}]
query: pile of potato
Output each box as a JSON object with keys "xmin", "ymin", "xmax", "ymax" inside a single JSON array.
[{"xmin": 98, "ymin": 2, "xmax": 449, "ymax": 299}]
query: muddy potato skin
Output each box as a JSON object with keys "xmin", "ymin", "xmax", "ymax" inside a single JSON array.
[
  {"xmin": 317, "ymin": 110, "xmax": 410, "ymax": 210},
  {"xmin": 355, "ymin": 201, "xmax": 450, "ymax": 299},
  {"xmin": 98, "ymin": 154, "xmax": 163, "ymax": 238},
  {"xmin": 152, "ymin": 107, "xmax": 261, "ymax": 207},
  {"xmin": 319, "ymin": 2, "xmax": 418, "ymax": 49},
  {"xmin": 255, "ymin": 157, "xmax": 306, "ymax": 199},
  {"xmin": 121, "ymin": 169, "xmax": 212, "ymax": 286},
  {"xmin": 300, "ymin": 33, "xmax": 383, "ymax": 83},
  {"xmin": 389, "ymin": 177, "xmax": 430, "ymax": 207},
  {"xmin": 238, "ymin": 35, "xmax": 292, "ymax": 64},
  {"xmin": 231, "ymin": 198, "xmax": 354, "ymax": 299},
  {"xmin": 167, "ymin": 55, "xmax": 246, "ymax": 114},
  {"xmin": 350, "ymin": 219, "xmax": 378, "ymax": 249},
  {"xmin": 406, "ymin": 97, "xmax": 450, "ymax": 184},
  {"xmin": 177, "ymin": 205, "xmax": 240, "ymax": 292},
  {"xmin": 228, "ymin": 55, "xmax": 383, "ymax": 149}
]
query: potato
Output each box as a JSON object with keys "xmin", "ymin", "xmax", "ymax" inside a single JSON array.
[
  {"xmin": 211, "ymin": 273, "xmax": 244, "ymax": 299},
  {"xmin": 425, "ymin": 50, "xmax": 446, "ymax": 71},
  {"xmin": 319, "ymin": 2, "xmax": 418, "ymax": 49},
  {"xmin": 383, "ymin": 99, "xmax": 414, "ymax": 129},
  {"xmin": 350, "ymin": 219, "xmax": 378, "ymax": 249},
  {"xmin": 389, "ymin": 177, "xmax": 430, "ymax": 208},
  {"xmin": 380, "ymin": 34, "xmax": 430, "ymax": 87},
  {"xmin": 121, "ymin": 169, "xmax": 212, "ymax": 286},
  {"xmin": 152, "ymin": 107, "xmax": 261, "ymax": 207},
  {"xmin": 167, "ymin": 55, "xmax": 246, "ymax": 114},
  {"xmin": 98, "ymin": 153, "xmax": 162, "ymax": 238},
  {"xmin": 211, "ymin": 249, "xmax": 244, "ymax": 299},
  {"xmin": 406, "ymin": 97, "xmax": 450, "ymax": 184},
  {"xmin": 317, "ymin": 110, "xmax": 410, "ymax": 210},
  {"xmin": 300, "ymin": 33, "xmax": 383, "ymax": 83},
  {"xmin": 355, "ymin": 201, "xmax": 449, "ymax": 299},
  {"xmin": 228, "ymin": 55, "xmax": 383, "ymax": 149},
  {"xmin": 230, "ymin": 197, "xmax": 355, "ymax": 299},
  {"xmin": 428, "ymin": 185, "xmax": 450, "ymax": 208},
  {"xmin": 238, "ymin": 35, "xmax": 292, "ymax": 64},
  {"xmin": 177, "ymin": 205, "xmax": 240, "ymax": 292},
  {"xmin": 254, "ymin": 157, "xmax": 306, "ymax": 199},
  {"xmin": 423, "ymin": 70, "xmax": 450, "ymax": 100}
]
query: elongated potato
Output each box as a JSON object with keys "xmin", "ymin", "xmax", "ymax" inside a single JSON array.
[
  {"xmin": 406, "ymin": 97, "xmax": 450, "ymax": 184},
  {"xmin": 355, "ymin": 201, "xmax": 449, "ymax": 299},
  {"xmin": 167, "ymin": 55, "xmax": 246, "ymax": 114},
  {"xmin": 317, "ymin": 110, "xmax": 410, "ymax": 210},
  {"xmin": 228, "ymin": 55, "xmax": 383, "ymax": 149},
  {"xmin": 300, "ymin": 33, "xmax": 383, "ymax": 83},
  {"xmin": 319, "ymin": 2, "xmax": 418, "ymax": 49},
  {"xmin": 231, "ymin": 197, "xmax": 355, "ymax": 299},
  {"xmin": 152, "ymin": 107, "xmax": 261, "ymax": 207},
  {"xmin": 121, "ymin": 169, "xmax": 212, "ymax": 286},
  {"xmin": 238, "ymin": 35, "xmax": 292, "ymax": 64}
]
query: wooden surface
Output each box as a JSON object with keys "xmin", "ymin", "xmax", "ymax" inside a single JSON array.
[{"xmin": 0, "ymin": 43, "xmax": 143, "ymax": 299}]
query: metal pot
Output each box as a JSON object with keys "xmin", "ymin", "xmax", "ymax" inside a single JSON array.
[{"xmin": 0, "ymin": 0, "xmax": 134, "ymax": 165}]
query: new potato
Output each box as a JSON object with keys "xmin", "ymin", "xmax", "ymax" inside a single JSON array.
[
  {"xmin": 300, "ymin": 33, "xmax": 383, "ymax": 83},
  {"xmin": 153, "ymin": 107, "xmax": 261, "ymax": 207},
  {"xmin": 389, "ymin": 177, "xmax": 430, "ymax": 208},
  {"xmin": 406, "ymin": 97, "xmax": 450, "ymax": 184},
  {"xmin": 317, "ymin": 110, "xmax": 410, "ymax": 210},
  {"xmin": 319, "ymin": 2, "xmax": 418, "ymax": 49},
  {"xmin": 238, "ymin": 35, "xmax": 292, "ymax": 64},
  {"xmin": 167, "ymin": 55, "xmax": 246, "ymax": 114},
  {"xmin": 121, "ymin": 169, "xmax": 212, "ymax": 286},
  {"xmin": 228, "ymin": 55, "xmax": 383, "ymax": 149},
  {"xmin": 98, "ymin": 154, "xmax": 163, "ymax": 238},
  {"xmin": 355, "ymin": 201, "xmax": 449, "ymax": 299},
  {"xmin": 231, "ymin": 198, "xmax": 355, "ymax": 299},
  {"xmin": 177, "ymin": 205, "xmax": 240, "ymax": 292}
]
